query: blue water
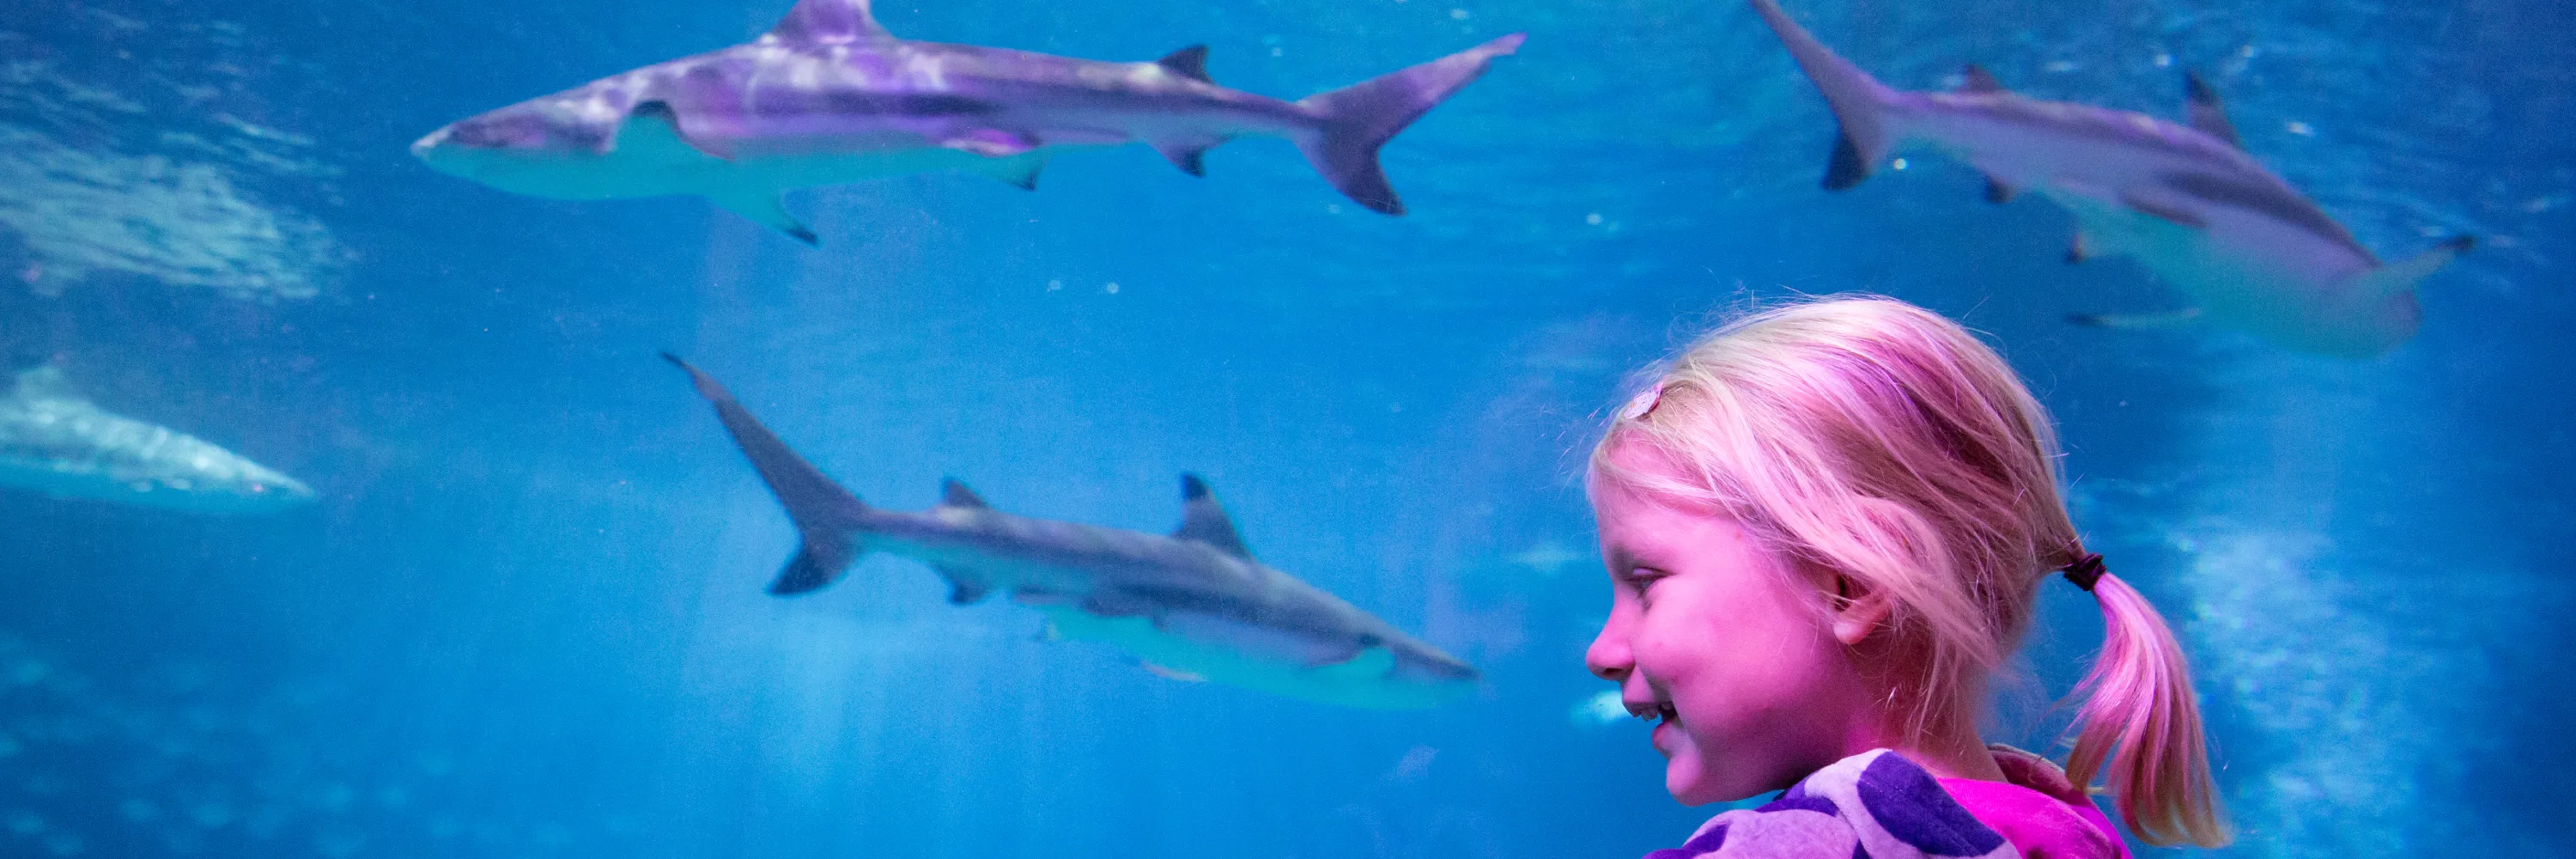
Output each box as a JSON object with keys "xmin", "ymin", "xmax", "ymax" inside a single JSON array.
[{"xmin": 2, "ymin": 0, "xmax": 2571, "ymax": 855}]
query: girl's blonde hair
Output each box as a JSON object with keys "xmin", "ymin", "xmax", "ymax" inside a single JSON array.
[{"xmin": 1591, "ymin": 295, "xmax": 2227, "ymax": 848}]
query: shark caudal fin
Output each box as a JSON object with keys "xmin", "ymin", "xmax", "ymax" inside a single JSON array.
[
  {"xmin": 1294, "ymin": 33, "xmax": 1524, "ymax": 215},
  {"xmin": 1748, "ymin": 0, "xmax": 1901, "ymax": 190},
  {"xmin": 663, "ymin": 353, "xmax": 872, "ymax": 595}
]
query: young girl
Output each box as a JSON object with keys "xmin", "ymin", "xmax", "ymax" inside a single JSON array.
[{"xmin": 1583, "ymin": 296, "xmax": 2229, "ymax": 858}]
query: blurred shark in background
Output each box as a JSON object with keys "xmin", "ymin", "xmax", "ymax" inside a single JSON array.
[
  {"xmin": 0, "ymin": 365, "xmax": 313, "ymax": 514},
  {"xmin": 666, "ymin": 354, "xmax": 1480, "ymax": 710},
  {"xmin": 1750, "ymin": 0, "xmax": 2471, "ymax": 358},
  {"xmin": 412, "ymin": 0, "xmax": 1523, "ymax": 244}
]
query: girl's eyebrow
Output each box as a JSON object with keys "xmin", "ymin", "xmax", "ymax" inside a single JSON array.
[{"xmin": 1601, "ymin": 542, "xmax": 1648, "ymax": 575}]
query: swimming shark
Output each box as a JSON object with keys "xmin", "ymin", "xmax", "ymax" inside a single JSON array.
[
  {"xmin": 1748, "ymin": 0, "xmax": 2471, "ymax": 358},
  {"xmin": 411, "ymin": 0, "xmax": 1524, "ymax": 244},
  {"xmin": 665, "ymin": 354, "xmax": 1480, "ymax": 710},
  {"xmin": 0, "ymin": 365, "xmax": 314, "ymax": 513}
]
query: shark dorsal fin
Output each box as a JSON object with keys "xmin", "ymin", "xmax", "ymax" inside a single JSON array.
[
  {"xmin": 10, "ymin": 364, "xmax": 76, "ymax": 401},
  {"xmin": 766, "ymin": 0, "xmax": 890, "ymax": 45},
  {"xmin": 2183, "ymin": 72, "xmax": 2244, "ymax": 149},
  {"xmin": 939, "ymin": 477, "xmax": 990, "ymax": 509},
  {"xmin": 1174, "ymin": 474, "xmax": 1251, "ymax": 558},
  {"xmin": 1959, "ymin": 64, "xmax": 2006, "ymax": 94},
  {"xmin": 1157, "ymin": 46, "xmax": 1212, "ymax": 83}
]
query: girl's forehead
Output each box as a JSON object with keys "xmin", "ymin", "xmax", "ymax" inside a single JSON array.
[{"xmin": 1591, "ymin": 439, "xmax": 1717, "ymax": 511}]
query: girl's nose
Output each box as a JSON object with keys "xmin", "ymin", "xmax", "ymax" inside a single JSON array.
[{"xmin": 1585, "ymin": 624, "xmax": 1631, "ymax": 682}]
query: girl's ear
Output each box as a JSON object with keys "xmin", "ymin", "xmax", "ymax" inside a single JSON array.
[{"xmin": 1830, "ymin": 574, "xmax": 1894, "ymax": 646}]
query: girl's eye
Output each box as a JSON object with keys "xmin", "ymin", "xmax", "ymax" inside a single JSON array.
[{"xmin": 1625, "ymin": 567, "xmax": 1668, "ymax": 596}]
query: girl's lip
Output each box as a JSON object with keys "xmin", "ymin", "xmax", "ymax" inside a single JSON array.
[{"xmin": 1650, "ymin": 720, "xmax": 1678, "ymax": 756}]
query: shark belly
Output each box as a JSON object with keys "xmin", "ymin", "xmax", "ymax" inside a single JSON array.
[
  {"xmin": 861, "ymin": 522, "xmax": 1467, "ymax": 710},
  {"xmin": 1901, "ymin": 108, "xmax": 2412, "ymax": 356},
  {"xmin": 1034, "ymin": 603, "xmax": 1461, "ymax": 710},
  {"xmin": 2053, "ymin": 192, "xmax": 2408, "ymax": 356}
]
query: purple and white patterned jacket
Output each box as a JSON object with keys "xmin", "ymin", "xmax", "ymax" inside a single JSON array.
[{"xmin": 1643, "ymin": 748, "xmax": 2129, "ymax": 859}]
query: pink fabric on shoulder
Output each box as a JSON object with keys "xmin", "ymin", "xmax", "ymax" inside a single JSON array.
[{"xmin": 1936, "ymin": 746, "xmax": 2130, "ymax": 859}]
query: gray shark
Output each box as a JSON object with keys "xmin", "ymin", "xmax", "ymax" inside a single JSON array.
[
  {"xmin": 665, "ymin": 354, "xmax": 1479, "ymax": 710},
  {"xmin": 1750, "ymin": 0, "xmax": 2470, "ymax": 358},
  {"xmin": 0, "ymin": 365, "xmax": 314, "ymax": 513},
  {"xmin": 412, "ymin": 0, "xmax": 1523, "ymax": 244}
]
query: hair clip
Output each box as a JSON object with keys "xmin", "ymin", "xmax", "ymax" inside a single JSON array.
[{"xmin": 1619, "ymin": 381, "xmax": 1667, "ymax": 421}]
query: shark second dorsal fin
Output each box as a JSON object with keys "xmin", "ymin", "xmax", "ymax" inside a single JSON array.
[
  {"xmin": 10, "ymin": 364, "xmax": 76, "ymax": 401},
  {"xmin": 767, "ymin": 0, "xmax": 890, "ymax": 45},
  {"xmin": 2183, "ymin": 72, "xmax": 2244, "ymax": 149},
  {"xmin": 1175, "ymin": 474, "xmax": 1251, "ymax": 558},
  {"xmin": 1959, "ymin": 64, "xmax": 2006, "ymax": 94},
  {"xmin": 940, "ymin": 477, "xmax": 990, "ymax": 509},
  {"xmin": 1157, "ymin": 46, "xmax": 1212, "ymax": 83}
]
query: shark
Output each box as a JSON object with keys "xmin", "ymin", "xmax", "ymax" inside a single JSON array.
[
  {"xmin": 1748, "ymin": 0, "xmax": 2471, "ymax": 358},
  {"xmin": 0, "ymin": 364, "xmax": 314, "ymax": 514},
  {"xmin": 665, "ymin": 354, "xmax": 1480, "ymax": 710},
  {"xmin": 411, "ymin": 0, "xmax": 1524, "ymax": 244}
]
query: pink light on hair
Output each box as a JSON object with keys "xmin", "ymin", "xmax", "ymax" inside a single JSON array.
[{"xmin": 1591, "ymin": 295, "xmax": 2227, "ymax": 847}]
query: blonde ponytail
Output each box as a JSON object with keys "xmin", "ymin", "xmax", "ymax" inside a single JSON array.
[{"xmin": 2062, "ymin": 567, "xmax": 2231, "ymax": 847}]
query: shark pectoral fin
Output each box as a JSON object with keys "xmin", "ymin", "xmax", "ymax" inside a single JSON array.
[
  {"xmin": 2069, "ymin": 308, "xmax": 2204, "ymax": 330},
  {"xmin": 1174, "ymin": 474, "xmax": 1253, "ymax": 558},
  {"xmin": 2183, "ymin": 72, "xmax": 2245, "ymax": 149},
  {"xmin": 629, "ymin": 101, "xmax": 732, "ymax": 161},
  {"xmin": 1151, "ymin": 137, "xmax": 1223, "ymax": 177},
  {"xmin": 2120, "ymin": 192, "xmax": 2208, "ymax": 229},
  {"xmin": 2352, "ymin": 235, "xmax": 2475, "ymax": 300},
  {"xmin": 1308, "ymin": 646, "xmax": 1397, "ymax": 683},
  {"xmin": 707, "ymin": 191, "xmax": 817, "ymax": 246},
  {"xmin": 943, "ymin": 575, "xmax": 993, "ymax": 606},
  {"xmin": 1156, "ymin": 45, "xmax": 1212, "ymax": 82},
  {"xmin": 1984, "ymin": 174, "xmax": 2018, "ymax": 204},
  {"xmin": 966, "ymin": 151, "xmax": 1048, "ymax": 191}
]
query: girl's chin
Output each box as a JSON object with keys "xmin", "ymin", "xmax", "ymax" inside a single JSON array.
[
  {"xmin": 1660, "ymin": 740, "xmax": 1741, "ymax": 806},
  {"xmin": 1660, "ymin": 739, "xmax": 1720, "ymax": 805},
  {"xmin": 1666, "ymin": 767, "xmax": 1726, "ymax": 806}
]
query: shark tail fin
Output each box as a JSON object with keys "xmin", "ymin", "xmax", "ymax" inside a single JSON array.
[
  {"xmin": 1293, "ymin": 32, "xmax": 1525, "ymax": 216},
  {"xmin": 662, "ymin": 352, "xmax": 872, "ymax": 596},
  {"xmin": 1748, "ymin": 0, "xmax": 1901, "ymax": 190}
]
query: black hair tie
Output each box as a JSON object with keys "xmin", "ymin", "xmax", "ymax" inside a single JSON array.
[{"xmin": 2062, "ymin": 553, "xmax": 2106, "ymax": 592}]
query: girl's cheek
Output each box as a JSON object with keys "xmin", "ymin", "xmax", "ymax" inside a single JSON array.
[{"xmin": 1629, "ymin": 628, "xmax": 1684, "ymax": 679}]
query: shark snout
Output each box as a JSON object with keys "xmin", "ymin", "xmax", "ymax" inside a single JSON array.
[
  {"xmin": 239, "ymin": 469, "xmax": 319, "ymax": 507},
  {"xmin": 410, "ymin": 127, "xmax": 451, "ymax": 160}
]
